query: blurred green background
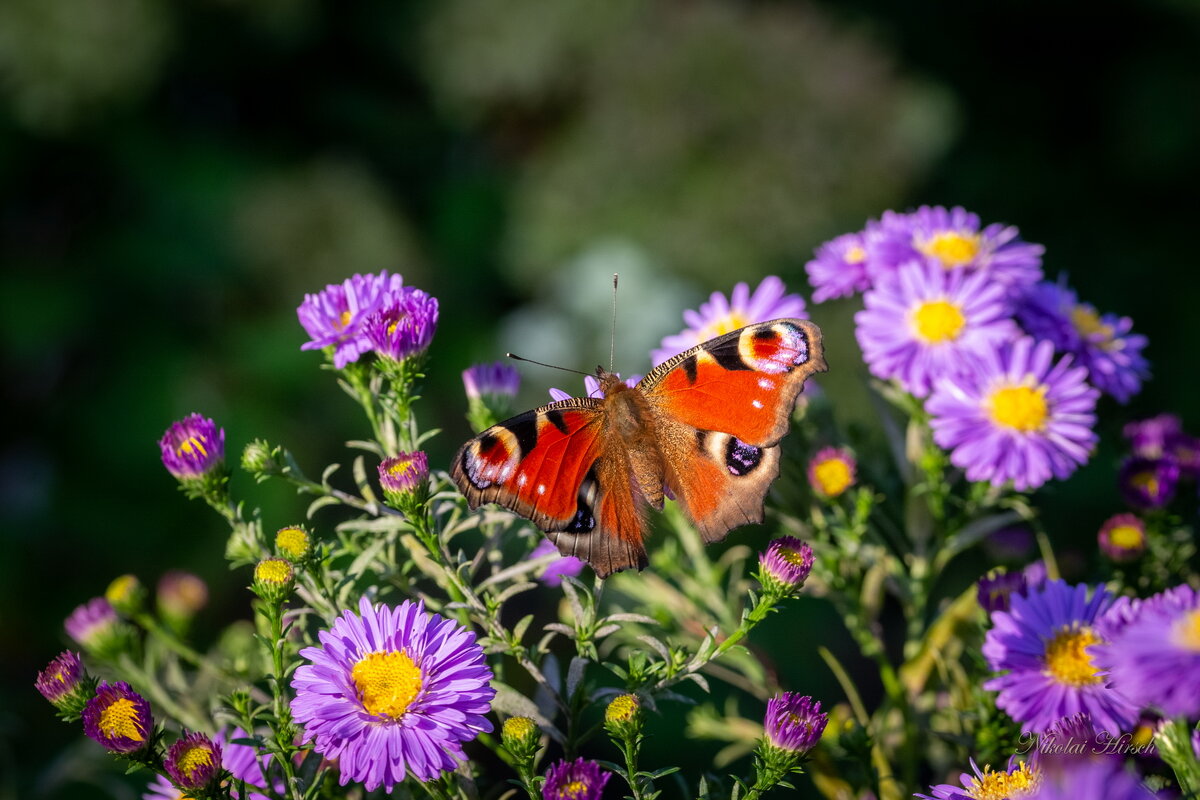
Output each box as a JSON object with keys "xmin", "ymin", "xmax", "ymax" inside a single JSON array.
[{"xmin": 3, "ymin": 0, "xmax": 1198, "ymax": 797}]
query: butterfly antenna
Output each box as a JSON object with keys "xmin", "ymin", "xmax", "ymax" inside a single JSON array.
[
  {"xmin": 609, "ymin": 273, "xmax": 619, "ymax": 372},
  {"xmin": 506, "ymin": 353, "xmax": 592, "ymax": 378}
]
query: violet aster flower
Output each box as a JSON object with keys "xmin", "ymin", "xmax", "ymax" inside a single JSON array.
[
  {"xmin": 1095, "ymin": 585, "xmax": 1199, "ymax": 643},
  {"xmin": 36, "ymin": 651, "xmax": 89, "ymax": 715},
  {"xmin": 159, "ymin": 413, "xmax": 225, "ymax": 480},
  {"xmin": 542, "ymin": 758, "xmax": 610, "ymax": 800},
  {"xmin": 297, "ymin": 270, "xmax": 404, "ymax": 368},
  {"xmin": 83, "ymin": 681, "xmax": 154, "ymax": 754},
  {"xmin": 379, "ymin": 451, "xmax": 429, "ymax": 496},
  {"xmin": 1025, "ymin": 759, "xmax": 1153, "ymax": 800},
  {"xmin": 758, "ymin": 536, "xmax": 815, "ymax": 597},
  {"xmin": 807, "ymin": 447, "xmax": 857, "ymax": 499},
  {"xmin": 529, "ymin": 538, "xmax": 585, "ymax": 587},
  {"xmin": 867, "ymin": 205, "xmax": 1044, "ymax": 294},
  {"xmin": 145, "ymin": 728, "xmax": 273, "ymax": 800},
  {"xmin": 1094, "ymin": 584, "xmax": 1200, "ymax": 717},
  {"xmin": 364, "ymin": 287, "xmax": 439, "ymax": 362},
  {"xmin": 165, "ymin": 731, "xmax": 223, "ymax": 791},
  {"xmin": 1122, "ymin": 414, "xmax": 1183, "ymax": 459},
  {"xmin": 983, "ymin": 580, "xmax": 1136, "ymax": 735},
  {"xmin": 1097, "ymin": 513, "xmax": 1146, "ymax": 563},
  {"xmin": 290, "ymin": 597, "xmax": 495, "ymax": 791},
  {"xmin": 855, "ymin": 259, "xmax": 1020, "ymax": 397},
  {"xmin": 463, "ymin": 362, "xmax": 520, "ymax": 402},
  {"xmin": 1015, "ymin": 280, "xmax": 1148, "ymax": 404},
  {"xmin": 763, "ymin": 692, "xmax": 827, "ymax": 754},
  {"xmin": 805, "ymin": 231, "xmax": 872, "ymax": 303},
  {"xmin": 915, "ymin": 758, "xmax": 1040, "ymax": 800},
  {"xmin": 651, "ymin": 276, "xmax": 807, "ymax": 365},
  {"xmin": 977, "ymin": 569, "xmax": 1031, "ymax": 614},
  {"xmin": 548, "ymin": 373, "xmax": 641, "ymax": 402},
  {"xmin": 927, "ymin": 337, "xmax": 1098, "ymax": 491},
  {"xmin": 1118, "ymin": 456, "xmax": 1179, "ymax": 510},
  {"xmin": 65, "ymin": 597, "xmax": 119, "ymax": 650}
]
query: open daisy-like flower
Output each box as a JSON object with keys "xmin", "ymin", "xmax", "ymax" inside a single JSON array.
[
  {"xmin": 805, "ymin": 231, "xmax": 872, "ymax": 303},
  {"xmin": 868, "ymin": 206, "xmax": 1044, "ymax": 294},
  {"xmin": 651, "ymin": 276, "xmax": 807, "ymax": 365},
  {"xmin": 364, "ymin": 286, "xmax": 439, "ymax": 362},
  {"xmin": 542, "ymin": 758, "xmax": 610, "ymax": 800},
  {"xmin": 927, "ymin": 337, "xmax": 1098, "ymax": 491},
  {"xmin": 290, "ymin": 597, "xmax": 495, "ymax": 791},
  {"xmin": 855, "ymin": 259, "xmax": 1020, "ymax": 397},
  {"xmin": 297, "ymin": 271, "xmax": 404, "ymax": 368},
  {"xmin": 983, "ymin": 580, "xmax": 1136, "ymax": 735},
  {"xmin": 916, "ymin": 758, "xmax": 1040, "ymax": 800},
  {"xmin": 1015, "ymin": 280, "xmax": 1149, "ymax": 404}
]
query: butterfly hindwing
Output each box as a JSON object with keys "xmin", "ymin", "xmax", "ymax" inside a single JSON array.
[{"xmin": 450, "ymin": 397, "xmax": 649, "ymax": 577}]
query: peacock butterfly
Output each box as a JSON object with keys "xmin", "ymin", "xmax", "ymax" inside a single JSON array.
[{"xmin": 450, "ymin": 318, "xmax": 826, "ymax": 577}]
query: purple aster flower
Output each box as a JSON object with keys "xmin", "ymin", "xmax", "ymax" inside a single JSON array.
[
  {"xmin": 1095, "ymin": 585, "xmax": 1199, "ymax": 643},
  {"xmin": 65, "ymin": 597, "xmax": 118, "ymax": 649},
  {"xmin": 548, "ymin": 373, "xmax": 641, "ymax": 402},
  {"xmin": 463, "ymin": 362, "xmax": 520, "ymax": 402},
  {"xmin": 927, "ymin": 336, "xmax": 1099, "ymax": 491},
  {"xmin": 1031, "ymin": 713, "xmax": 1117, "ymax": 773},
  {"xmin": 855, "ymin": 259, "xmax": 1021, "ymax": 397},
  {"xmin": 157, "ymin": 570, "xmax": 208, "ymax": 622},
  {"xmin": 978, "ymin": 569, "xmax": 1031, "ymax": 614},
  {"xmin": 364, "ymin": 287, "xmax": 439, "ymax": 362},
  {"xmin": 1117, "ymin": 456, "xmax": 1179, "ymax": 510},
  {"xmin": 82, "ymin": 681, "xmax": 154, "ymax": 754},
  {"xmin": 290, "ymin": 596, "xmax": 495, "ymax": 791},
  {"xmin": 379, "ymin": 451, "xmax": 429, "ymax": 496},
  {"xmin": 867, "ymin": 205, "xmax": 1044, "ymax": 294},
  {"xmin": 915, "ymin": 758, "xmax": 1040, "ymax": 800},
  {"xmin": 542, "ymin": 758, "xmax": 611, "ymax": 800},
  {"xmin": 983, "ymin": 580, "xmax": 1136, "ymax": 735},
  {"xmin": 1097, "ymin": 513, "xmax": 1146, "ymax": 563},
  {"xmin": 35, "ymin": 651, "xmax": 88, "ymax": 713},
  {"xmin": 165, "ymin": 731, "xmax": 223, "ymax": 791},
  {"xmin": 807, "ymin": 447, "xmax": 856, "ymax": 499},
  {"xmin": 1122, "ymin": 414, "xmax": 1183, "ymax": 459},
  {"xmin": 1025, "ymin": 758, "xmax": 1153, "ymax": 800},
  {"xmin": 297, "ymin": 270, "xmax": 404, "ymax": 368},
  {"xmin": 1094, "ymin": 584, "xmax": 1200, "ymax": 717},
  {"xmin": 763, "ymin": 692, "xmax": 827, "ymax": 754},
  {"xmin": 144, "ymin": 728, "xmax": 274, "ymax": 800},
  {"xmin": 529, "ymin": 538, "xmax": 585, "ymax": 587},
  {"xmin": 159, "ymin": 413, "xmax": 225, "ymax": 480},
  {"xmin": 805, "ymin": 231, "xmax": 872, "ymax": 303},
  {"xmin": 1168, "ymin": 433, "xmax": 1200, "ymax": 478},
  {"xmin": 651, "ymin": 276, "xmax": 808, "ymax": 365},
  {"xmin": 758, "ymin": 536, "xmax": 815, "ymax": 596},
  {"xmin": 1015, "ymin": 280, "xmax": 1149, "ymax": 404}
]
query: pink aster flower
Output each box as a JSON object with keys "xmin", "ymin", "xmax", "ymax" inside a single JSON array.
[
  {"xmin": 651, "ymin": 276, "xmax": 807, "ymax": 365},
  {"xmin": 297, "ymin": 270, "xmax": 404, "ymax": 368},
  {"xmin": 290, "ymin": 597, "xmax": 495, "ymax": 791}
]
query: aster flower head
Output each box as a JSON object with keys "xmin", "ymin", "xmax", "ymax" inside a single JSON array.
[
  {"xmin": 604, "ymin": 694, "xmax": 643, "ymax": 744},
  {"xmin": 978, "ymin": 568, "xmax": 1030, "ymax": 614},
  {"xmin": 1097, "ymin": 513, "xmax": 1146, "ymax": 563},
  {"xmin": 548, "ymin": 373, "xmax": 641, "ymax": 402},
  {"xmin": 927, "ymin": 336, "xmax": 1099, "ymax": 491},
  {"xmin": 1094, "ymin": 584, "xmax": 1200, "ymax": 717},
  {"xmin": 806, "ymin": 447, "xmax": 857, "ymax": 499},
  {"xmin": 297, "ymin": 270, "xmax": 405, "ymax": 368},
  {"xmin": 379, "ymin": 451, "xmax": 430, "ymax": 513},
  {"xmin": 763, "ymin": 692, "xmax": 827, "ymax": 755},
  {"xmin": 1122, "ymin": 414, "xmax": 1183, "ymax": 459},
  {"xmin": 542, "ymin": 758, "xmax": 611, "ymax": 800},
  {"xmin": 165, "ymin": 731, "xmax": 223, "ymax": 791},
  {"xmin": 157, "ymin": 570, "xmax": 208, "ymax": 624},
  {"xmin": 758, "ymin": 536, "xmax": 814, "ymax": 598},
  {"xmin": 651, "ymin": 276, "xmax": 807, "ymax": 365},
  {"xmin": 855, "ymin": 259, "xmax": 1021, "ymax": 397},
  {"xmin": 868, "ymin": 205, "xmax": 1044, "ymax": 294},
  {"xmin": 463, "ymin": 361, "xmax": 521, "ymax": 432},
  {"xmin": 65, "ymin": 597, "xmax": 126, "ymax": 656},
  {"xmin": 1024, "ymin": 758, "xmax": 1153, "ymax": 800},
  {"xmin": 159, "ymin": 413, "xmax": 226, "ymax": 481},
  {"xmin": 1118, "ymin": 456, "xmax": 1179, "ymax": 510},
  {"xmin": 916, "ymin": 758, "xmax": 1040, "ymax": 800},
  {"xmin": 983, "ymin": 580, "xmax": 1136, "ymax": 735},
  {"xmin": 1031, "ymin": 713, "xmax": 1116, "ymax": 773},
  {"xmin": 83, "ymin": 680, "xmax": 154, "ymax": 754},
  {"xmin": 251, "ymin": 558, "xmax": 294, "ymax": 603},
  {"xmin": 291, "ymin": 597, "xmax": 495, "ymax": 791},
  {"xmin": 364, "ymin": 286, "xmax": 439, "ymax": 362},
  {"xmin": 1015, "ymin": 280, "xmax": 1149, "ymax": 403},
  {"xmin": 500, "ymin": 716, "xmax": 541, "ymax": 762},
  {"xmin": 36, "ymin": 650, "xmax": 91, "ymax": 717},
  {"xmin": 105, "ymin": 574, "xmax": 145, "ymax": 616},
  {"xmin": 529, "ymin": 538, "xmax": 585, "ymax": 587},
  {"xmin": 275, "ymin": 525, "xmax": 311, "ymax": 561},
  {"xmin": 805, "ymin": 230, "xmax": 872, "ymax": 303}
]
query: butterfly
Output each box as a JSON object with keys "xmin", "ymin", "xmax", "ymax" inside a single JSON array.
[{"xmin": 450, "ymin": 318, "xmax": 826, "ymax": 577}]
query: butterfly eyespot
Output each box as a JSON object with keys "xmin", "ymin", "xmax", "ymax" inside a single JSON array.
[
  {"xmin": 462, "ymin": 427, "xmax": 522, "ymax": 489},
  {"xmin": 724, "ymin": 437, "xmax": 764, "ymax": 476},
  {"xmin": 737, "ymin": 322, "xmax": 808, "ymax": 374}
]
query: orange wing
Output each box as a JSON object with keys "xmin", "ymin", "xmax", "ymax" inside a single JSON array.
[
  {"xmin": 640, "ymin": 319, "xmax": 826, "ymax": 542},
  {"xmin": 450, "ymin": 398, "xmax": 649, "ymax": 577}
]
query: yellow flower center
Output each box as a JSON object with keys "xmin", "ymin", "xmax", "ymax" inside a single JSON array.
[
  {"xmin": 337, "ymin": 310, "xmax": 352, "ymax": 330},
  {"xmin": 556, "ymin": 781, "xmax": 589, "ymax": 800},
  {"xmin": 606, "ymin": 694, "xmax": 639, "ymax": 723},
  {"xmin": 1107, "ymin": 524, "xmax": 1144, "ymax": 551},
  {"xmin": 275, "ymin": 527, "xmax": 310, "ymax": 559},
  {"xmin": 813, "ymin": 458, "xmax": 853, "ymax": 497},
  {"xmin": 106, "ymin": 574, "xmax": 139, "ymax": 606},
  {"xmin": 845, "ymin": 245, "xmax": 867, "ymax": 264},
  {"xmin": 1172, "ymin": 609, "xmax": 1200, "ymax": 652},
  {"xmin": 502, "ymin": 716, "xmax": 537, "ymax": 740},
  {"xmin": 254, "ymin": 559, "xmax": 293, "ymax": 584},
  {"xmin": 918, "ymin": 231, "xmax": 981, "ymax": 268},
  {"xmin": 698, "ymin": 312, "xmax": 751, "ymax": 342},
  {"xmin": 177, "ymin": 436, "xmax": 209, "ymax": 459},
  {"xmin": 98, "ymin": 698, "xmax": 145, "ymax": 742},
  {"xmin": 352, "ymin": 650, "xmax": 423, "ymax": 719},
  {"xmin": 176, "ymin": 742, "xmax": 216, "ymax": 780},
  {"xmin": 388, "ymin": 459, "xmax": 415, "ymax": 478},
  {"xmin": 778, "ymin": 546, "xmax": 810, "ymax": 568},
  {"xmin": 1043, "ymin": 626, "xmax": 1104, "ymax": 686},
  {"xmin": 1130, "ymin": 471, "xmax": 1159, "ymax": 497},
  {"xmin": 911, "ymin": 299, "xmax": 967, "ymax": 344},
  {"xmin": 986, "ymin": 385, "xmax": 1049, "ymax": 433},
  {"xmin": 1070, "ymin": 305, "xmax": 1115, "ymax": 347},
  {"xmin": 964, "ymin": 761, "xmax": 1039, "ymax": 800}
]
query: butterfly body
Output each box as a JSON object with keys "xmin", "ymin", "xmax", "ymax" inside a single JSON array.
[{"xmin": 451, "ymin": 319, "xmax": 826, "ymax": 577}]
